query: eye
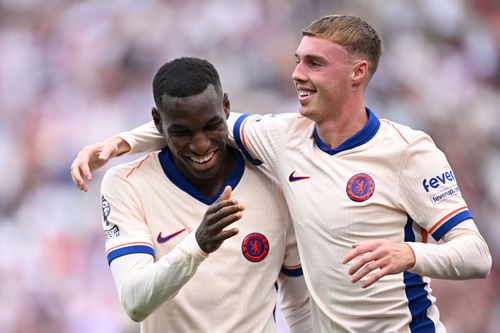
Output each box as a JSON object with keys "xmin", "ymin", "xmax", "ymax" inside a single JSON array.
[
  {"xmin": 309, "ymin": 60, "xmax": 322, "ymax": 67},
  {"xmin": 205, "ymin": 121, "xmax": 224, "ymax": 131},
  {"xmin": 169, "ymin": 129, "xmax": 190, "ymax": 137}
]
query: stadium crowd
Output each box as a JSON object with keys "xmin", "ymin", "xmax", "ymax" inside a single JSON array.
[{"xmin": 0, "ymin": 0, "xmax": 498, "ymax": 332}]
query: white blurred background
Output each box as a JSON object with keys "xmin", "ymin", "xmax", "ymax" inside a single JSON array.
[{"xmin": 0, "ymin": 0, "xmax": 499, "ymax": 332}]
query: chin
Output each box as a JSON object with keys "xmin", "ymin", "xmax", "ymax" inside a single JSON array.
[{"xmin": 299, "ymin": 106, "xmax": 314, "ymax": 118}]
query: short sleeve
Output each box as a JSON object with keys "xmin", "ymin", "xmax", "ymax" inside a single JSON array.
[
  {"xmin": 101, "ymin": 167, "xmax": 154, "ymax": 264},
  {"xmin": 398, "ymin": 133, "xmax": 472, "ymax": 241},
  {"xmin": 227, "ymin": 112, "xmax": 292, "ymax": 168},
  {"xmin": 118, "ymin": 121, "xmax": 165, "ymax": 154}
]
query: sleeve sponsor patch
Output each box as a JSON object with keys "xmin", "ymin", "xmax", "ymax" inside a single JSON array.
[
  {"xmin": 430, "ymin": 185, "xmax": 460, "ymax": 205},
  {"xmin": 104, "ymin": 225, "xmax": 120, "ymax": 241},
  {"xmin": 101, "ymin": 195, "xmax": 111, "ymax": 226},
  {"xmin": 101, "ymin": 195, "xmax": 120, "ymax": 241}
]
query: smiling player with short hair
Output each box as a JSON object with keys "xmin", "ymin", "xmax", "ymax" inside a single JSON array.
[
  {"xmin": 72, "ymin": 15, "xmax": 491, "ymax": 333},
  {"xmin": 100, "ymin": 57, "xmax": 310, "ymax": 333}
]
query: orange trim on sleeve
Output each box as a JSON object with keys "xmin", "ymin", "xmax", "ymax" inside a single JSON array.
[
  {"xmin": 126, "ymin": 153, "xmax": 153, "ymax": 178},
  {"xmin": 240, "ymin": 116, "xmax": 260, "ymax": 161},
  {"xmin": 428, "ymin": 206, "xmax": 467, "ymax": 233},
  {"xmin": 421, "ymin": 229, "xmax": 428, "ymax": 243},
  {"xmin": 282, "ymin": 263, "xmax": 302, "ymax": 269},
  {"xmin": 383, "ymin": 119, "xmax": 409, "ymax": 144},
  {"xmin": 240, "ymin": 117, "xmax": 249, "ymax": 150}
]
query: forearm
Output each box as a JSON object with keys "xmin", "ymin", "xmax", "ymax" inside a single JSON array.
[
  {"xmin": 111, "ymin": 232, "xmax": 207, "ymax": 321},
  {"xmin": 406, "ymin": 220, "xmax": 491, "ymax": 279},
  {"xmin": 277, "ymin": 273, "xmax": 312, "ymax": 333},
  {"xmin": 118, "ymin": 121, "xmax": 165, "ymax": 154}
]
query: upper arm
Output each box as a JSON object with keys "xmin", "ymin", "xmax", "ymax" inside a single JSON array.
[
  {"xmin": 101, "ymin": 168, "xmax": 154, "ymax": 265},
  {"xmin": 227, "ymin": 112, "xmax": 292, "ymax": 169},
  {"xmin": 118, "ymin": 121, "xmax": 165, "ymax": 154},
  {"xmin": 398, "ymin": 133, "xmax": 473, "ymax": 241}
]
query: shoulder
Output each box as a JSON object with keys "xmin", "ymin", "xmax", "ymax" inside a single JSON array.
[
  {"xmin": 102, "ymin": 153, "xmax": 158, "ymax": 186},
  {"xmin": 379, "ymin": 119, "xmax": 434, "ymax": 147},
  {"xmin": 236, "ymin": 112, "xmax": 311, "ymax": 131}
]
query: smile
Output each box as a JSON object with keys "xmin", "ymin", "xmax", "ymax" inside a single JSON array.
[
  {"xmin": 298, "ymin": 89, "xmax": 316, "ymax": 97},
  {"xmin": 186, "ymin": 150, "xmax": 216, "ymax": 164}
]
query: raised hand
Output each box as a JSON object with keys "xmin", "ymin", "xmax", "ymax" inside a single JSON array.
[
  {"xmin": 70, "ymin": 137, "xmax": 130, "ymax": 192},
  {"xmin": 196, "ymin": 186, "xmax": 245, "ymax": 253},
  {"xmin": 342, "ymin": 239, "xmax": 416, "ymax": 288}
]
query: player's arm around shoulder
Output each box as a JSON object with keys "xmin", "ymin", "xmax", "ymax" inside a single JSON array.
[
  {"xmin": 70, "ymin": 121, "xmax": 163, "ymax": 192},
  {"xmin": 227, "ymin": 112, "xmax": 302, "ymax": 167}
]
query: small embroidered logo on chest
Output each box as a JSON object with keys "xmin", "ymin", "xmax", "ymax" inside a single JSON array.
[
  {"xmin": 346, "ymin": 173, "xmax": 375, "ymax": 202},
  {"xmin": 241, "ymin": 233, "xmax": 270, "ymax": 262}
]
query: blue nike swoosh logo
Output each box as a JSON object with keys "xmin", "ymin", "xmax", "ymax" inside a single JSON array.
[
  {"xmin": 289, "ymin": 171, "xmax": 310, "ymax": 182},
  {"xmin": 157, "ymin": 228, "xmax": 187, "ymax": 244}
]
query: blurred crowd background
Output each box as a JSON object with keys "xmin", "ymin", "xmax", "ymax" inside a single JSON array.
[{"xmin": 0, "ymin": 0, "xmax": 499, "ymax": 332}]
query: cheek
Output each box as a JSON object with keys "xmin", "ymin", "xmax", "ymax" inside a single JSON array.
[
  {"xmin": 212, "ymin": 130, "xmax": 229, "ymax": 144},
  {"xmin": 167, "ymin": 137, "xmax": 188, "ymax": 154}
]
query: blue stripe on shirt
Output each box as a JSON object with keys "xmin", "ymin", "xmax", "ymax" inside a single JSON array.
[
  {"xmin": 107, "ymin": 245, "xmax": 154, "ymax": 265},
  {"xmin": 404, "ymin": 216, "xmax": 435, "ymax": 332},
  {"xmin": 233, "ymin": 114, "xmax": 263, "ymax": 166},
  {"xmin": 281, "ymin": 266, "xmax": 303, "ymax": 277},
  {"xmin": 431, "ymin": 210, "xmax": 472, "ymax": 241}
]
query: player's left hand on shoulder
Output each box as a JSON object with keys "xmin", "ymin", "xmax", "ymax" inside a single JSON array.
[{"xmin": 341, "ymin": 239, "xmax": 416, "ymax": 288}]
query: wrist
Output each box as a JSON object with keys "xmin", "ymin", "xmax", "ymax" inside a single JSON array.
[
  {"xmin": 111, "ymin": 136, "xmax": 131, "ymax": 156},
  {"xmin": 403, "ymin": 243, "xmax": 417, "ymax": 270}
]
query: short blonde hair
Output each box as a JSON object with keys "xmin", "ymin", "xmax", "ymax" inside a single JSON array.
[{"xmin": 303, "ymin": 15, "xmax": 382, "ymax": 79}]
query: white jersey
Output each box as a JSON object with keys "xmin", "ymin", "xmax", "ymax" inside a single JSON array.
[
  {"xmin": 228, "ymin": 109, "xmax": 474, "ymax": 332},
  {"xmin": 101, "ymin": 147, "xmax": 303, "ymax": 333}
]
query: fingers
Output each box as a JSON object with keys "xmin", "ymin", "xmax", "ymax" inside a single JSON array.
[
  {"xmin": 343, "ymin": 240, "xmax": 408, "ymax": 288},
  {"xmin": 361, "ymin": 268, "xmax": 389, "ymax": 288},
  {"xmin": 196, "ymin": 190, "xmax": 245, "ymax": 253},
  {"xmin": 79, "ymin": 152, "xmax": 93, "ymax": 181},
  {"xmin": 350, "ymin": 257, "xmax": 386, "ymax": 283},
  {"xmin": 70, "ymin": 142, "xmax": 113, "ymax": 192},
  {"xmin": 209, "ymin": 227, "xmax": 240, "ymax": 243},
  {"xmin": 216, "ymin": 186, "xmax": 232, "ymax": 202},
  {"xmin": 209, "ymin": 200, "xmax": 244, "ymax": 224},
  {"xmin": 210, "ymin": 205, "xmax": 244, "ymax": 231},
  {"xmin": 342, "ymin": 242, "xmax": 370, "ymax": 264},
  {"xmin": 70, "ymin": 150, "xmax": 94, "ymax": 192},
  {"xmin": 347, "ymin": 252, "xmax": 377, "ymax": 276}
]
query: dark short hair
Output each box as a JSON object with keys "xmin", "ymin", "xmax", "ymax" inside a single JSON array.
[{"xmin": 153, "ymin": 57, "xmax": 222, "ymax": 108}]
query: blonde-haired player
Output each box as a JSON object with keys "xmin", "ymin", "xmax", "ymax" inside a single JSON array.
[{"xmin": 72, "ymin": 16, "xmax": 491, "ymax": 333}]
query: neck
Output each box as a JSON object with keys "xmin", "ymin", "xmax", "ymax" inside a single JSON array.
[{"xmin": 315, "ymin": 103, "xmax": 368, "ymax": 150}]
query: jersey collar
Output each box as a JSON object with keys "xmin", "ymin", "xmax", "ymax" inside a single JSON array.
[
  {"xmin": 313, "ymin": 107, "xmax": 380, "ymax": 155},
  {"xmin": 158, "ymin": 146, "xmax": 245, "ymax": 205}
]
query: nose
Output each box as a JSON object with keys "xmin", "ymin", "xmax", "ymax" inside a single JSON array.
[
  {"xmin": 291, "ymin": 62, "xmax": 306, "ymax": 82},
  {"xmin": 189, "ymin": 132, "xmax": 211, "ymax": 155}
]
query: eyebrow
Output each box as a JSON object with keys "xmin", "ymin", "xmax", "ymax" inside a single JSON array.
[
  {"xmin": 168, "ymin": 115, "xmax": 222, "ymax": 130},
  {"xmin": 295, "ymin": 53, "xmax": 326, "ymax": 62}
]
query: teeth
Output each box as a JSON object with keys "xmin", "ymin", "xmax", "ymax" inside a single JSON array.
[
  {"xmin": 187, "ymin": 151, "xmax": 215, "ymax": 164},
  {"xmin": 298, "ymin": 90, "xmax": 315, "ymax": 97}
]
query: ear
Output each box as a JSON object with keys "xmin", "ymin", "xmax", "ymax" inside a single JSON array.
[
  {"xmin": 152, "ymin": 107, "xmax": 164, "ymax": 134},
  {"xmin": 351, "ymin": 59, "xmax": 369, "ymax": 87},
  {"xmin": 223, "ymin": 92, "xmax": 230, "ymax": 119}
]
